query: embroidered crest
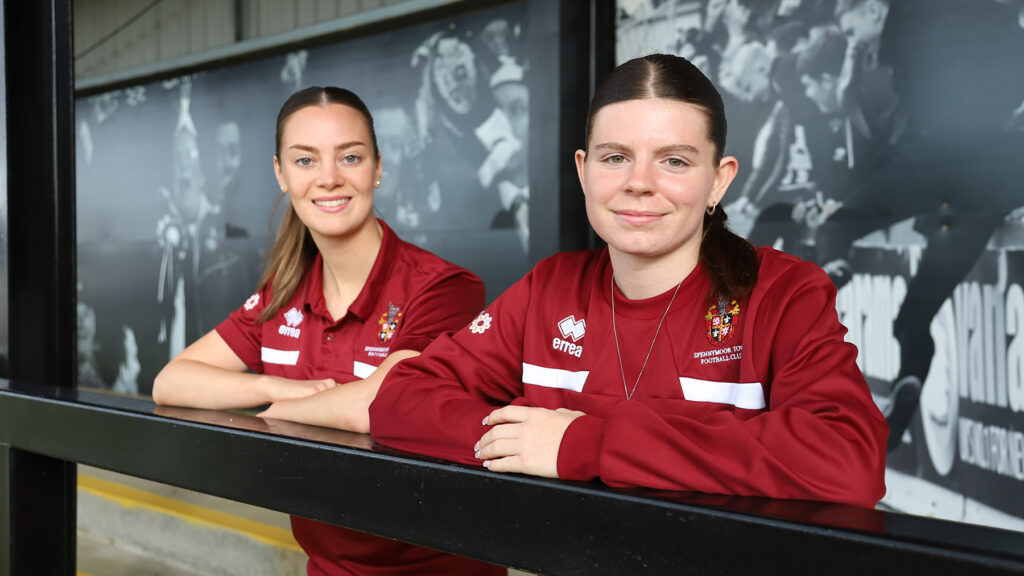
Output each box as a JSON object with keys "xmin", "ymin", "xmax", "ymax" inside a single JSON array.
[
  {"xmin": 705, "ymin": 298, "xmax": 741, "ymax": 345},
  {"xmin": 378, "ymin": 303, "xmax": 404, "ymax": 343},
  {"xmin": 469, "ymin": 312, "xmax": 492, "ymax": 334},
  {"xmin": 243, "ymin": 293, "xmax": 260, "ymax": 311}
]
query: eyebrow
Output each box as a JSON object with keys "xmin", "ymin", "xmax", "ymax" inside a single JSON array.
[
  {"xmin": 287, "ymin": 141, "xmax": 369, "ymax": 153},
  {"xmin": 591, "ymin": 142, "xmax": 701, "ymax": 156}
]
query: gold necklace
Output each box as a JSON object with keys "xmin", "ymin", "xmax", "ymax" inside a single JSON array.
[{"xmin": 611, "ymin": 274, "xmax": 684, "ymax": 400}]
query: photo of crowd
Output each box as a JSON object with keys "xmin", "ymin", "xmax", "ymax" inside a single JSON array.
[
  {"xmin": 75, "ymin": 3, "xmax": 531, "ymax": 397},
  {"xmin": 617, "ymin": 0, "xmax": 1024, "ymax": 529}
]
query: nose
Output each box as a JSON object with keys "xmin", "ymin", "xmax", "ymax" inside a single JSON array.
[
  {"xmin": 317, "ymin": 160, "xmax": 344, "ymax": 190},
  {"xmin": 624, "ymin": 160, "xmax": 654, "ymax": 196}
]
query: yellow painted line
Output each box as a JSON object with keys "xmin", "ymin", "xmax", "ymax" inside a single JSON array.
[{"xmin": 77, "ymin": 474, "xmax": 302, "ymax": 552}]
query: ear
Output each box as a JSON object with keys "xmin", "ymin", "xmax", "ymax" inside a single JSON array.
[
  {"xmin": 574, "ymin": 149, "xmax": 587, "ymax": 195},
  {"xmin": 375, "ymin": 154, "xmax": 383, "ymax": 188},
  {"xmin": 273, "ymin": 155, "xmax": 287, "ymax": 193},
  {"xmin": 710, "ymin": 155, "xmax": 739, "ymax": 207}
]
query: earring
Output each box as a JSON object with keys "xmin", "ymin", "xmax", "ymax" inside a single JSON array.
[
  {"xmin": 375, "ymin": 179, "xmax": 381, "ymax": 188},
  {"xmin": 280, "ymin": 185, "xmax": 287, "ymax": 193},
  {"xmin": 706, "ymin": 203, "xmax": 717, "ymax": 216}
]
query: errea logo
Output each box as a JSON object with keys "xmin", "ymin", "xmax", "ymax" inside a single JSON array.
[
  {"xmin": 558, "ymin": 315, "xmax": 586, "ymax": 342},
  {"xmin": 553, "ymin": 315, "xmax": 585, "ymax": 358},
  {"xmin": 279, "ymin": 307, "xmax": 303, "ymax": 338}
]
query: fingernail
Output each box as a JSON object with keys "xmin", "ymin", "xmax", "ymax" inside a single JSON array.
[
  {"xmin": 482, "ymin": 416, "xmax": 488, "ymax": 425},
  {"xmin": 473, "ymin": 442, "xmax": 480, "ymax": 452},
  {"xmin": 482, "ymin": 460, "xmax": 490, "ymax": 469}
]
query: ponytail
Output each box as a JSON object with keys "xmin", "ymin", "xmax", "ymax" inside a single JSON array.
[
  {"xmin": 256, "ymin": 201, "xmax": 318, "ymax": 323},
  {"xmin": 700, "ymin": 205, "xmax": 758, "ymax": 304}
]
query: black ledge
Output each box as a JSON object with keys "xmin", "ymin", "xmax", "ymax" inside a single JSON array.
[{"xmin": 1, "ymin": 381, "xmax": 1022, "ymax": 575}]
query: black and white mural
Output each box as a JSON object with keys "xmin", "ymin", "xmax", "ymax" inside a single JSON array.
[
  {"xmin": 76, "ymin": 3, "xmax": 531, "ymax": 396},
  {"xmin": 617, "ymin": 0, "xmax": 1024, "ymax": 530}
]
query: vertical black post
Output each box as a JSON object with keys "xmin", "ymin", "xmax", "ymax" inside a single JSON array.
[
  {"xmin": 525, "ymin": 0, "xmax": 596, "ymax": 259},
  {"xmin": 2, "ymin": 0, "xmax": 78, "ymax": 574},
  {"xmin": 0, "ymin": 444, "xmax": 9, "ymax": 574},
  {"xmin": 2, "ymin": 449, "xmax": 77, "ymax": 576},
  {"xmin": 5, "ymin": 0, "xmax": 77, "ymax": 387}
]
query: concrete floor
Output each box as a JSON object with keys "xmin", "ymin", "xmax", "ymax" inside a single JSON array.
[{"xmin": 76, "ymin": 465, "xmax": 534, "ymax": 575}]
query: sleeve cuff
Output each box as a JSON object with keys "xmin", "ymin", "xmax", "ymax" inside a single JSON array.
[{"xmin": 556, "ymin": 414, "xmax": 605, "ymax": 482}]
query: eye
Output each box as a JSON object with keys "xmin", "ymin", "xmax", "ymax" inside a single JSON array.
[
  {"xmin": 665, "ymin": 157, "xmax": 687, "ymax": 168},
  {"xmin": 603, "ymin": 154, "xmax": 627, "ymax": 164},
  {"xmin": 341, "ymin": 154, "xmax": 361, "ymax": 165},
  {"xmin": 295, "ymin": 156, "xmax": 314, "ymax": 168}
]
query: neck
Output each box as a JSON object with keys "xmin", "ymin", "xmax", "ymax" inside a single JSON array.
[
  {"xmin": 609, "ymin": 244, "xmax": 700, "ymax": 300},
  {"xmin": 313, "ymin": 219, "xmax": 383, "ymax": 319}
]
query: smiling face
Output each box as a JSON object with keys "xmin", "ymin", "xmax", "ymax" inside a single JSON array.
[
  {"xmin": 575, "ymin": 98, "xmax": 737, "ymax": 270},
  {"xmin": 274, "ymin": 103, "xmax": 381, "ymax": 244}
]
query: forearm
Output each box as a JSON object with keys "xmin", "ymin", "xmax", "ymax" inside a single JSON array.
[
  {"xmin": 560, "ymin": 401, "xmax": 885, "ymax": 508},
  {"xmin": 153, "ymin": 358, "xmax": 275, "ymax": 410},
  {"xmin": 261, "ymin": 350, "xmax": 419, "ymax": 433},
  {"xmin": 261, "ymin": 379, "xmax": 377, "ymax": 433}
]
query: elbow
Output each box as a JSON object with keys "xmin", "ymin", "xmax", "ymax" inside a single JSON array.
[
  {"xmin": 151, "ymin": 365, "xmax": 176, "ymax": 406},
  {"xmin": 836, "ymin": 422, "xmax": 889, "ymax": 508}
]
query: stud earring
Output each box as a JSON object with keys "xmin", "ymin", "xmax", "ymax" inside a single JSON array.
[
  {"xmin": 280, "ymin": 185, "xmax": 287, "ymax": 193},
  {"xmin": 375, "ymin": 179, "xmax": 381, "ymax": 188}
]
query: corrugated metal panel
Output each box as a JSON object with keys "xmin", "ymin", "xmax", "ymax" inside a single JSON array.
[
  {"xmin": 73, "ymin": 0, "xmax": 433, "ymax": 84},
  {"xmin": 75, "ymin": 0, "xmax": 237, "ymax": 79}
]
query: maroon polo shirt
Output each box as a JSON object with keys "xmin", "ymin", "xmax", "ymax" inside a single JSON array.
[{"xmin": 217, "ymin": 220, "xmax": 501, "ymax": 576}]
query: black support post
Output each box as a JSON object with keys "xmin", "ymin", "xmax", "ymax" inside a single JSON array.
[{"xmin": 2, "ymin": 0, "xmax": 77, "ymax": 574}]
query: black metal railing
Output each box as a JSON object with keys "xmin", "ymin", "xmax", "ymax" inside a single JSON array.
[{"xmin": 2, "ymin": 381, "xmax": 1024, "ymax": 575}]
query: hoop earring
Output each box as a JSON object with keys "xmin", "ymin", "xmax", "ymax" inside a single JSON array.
[{"xmin": 706, "ymin": 203, "xmax": 717, "ymax": 216}]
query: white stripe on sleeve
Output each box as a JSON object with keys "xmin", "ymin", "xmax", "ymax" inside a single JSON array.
[
  {"xmin": 522, "ymin": 363, "xmax": 589, "ymax": 393},
  {"xmin": 353, "ymin": 361, "xmax": 377, "ymax": 379},
  {"xmin": 680, "ymin": 377, "xmax": 766, "ymax": 410},
  {"xmin": 261, "ymin": 347, "xmax": 300, "ymax": 366}
]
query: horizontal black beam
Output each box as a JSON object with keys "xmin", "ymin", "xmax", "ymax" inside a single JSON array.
[{"xmin": 1, "ymin": 381, "xmax": 1022, "ymax": 575}]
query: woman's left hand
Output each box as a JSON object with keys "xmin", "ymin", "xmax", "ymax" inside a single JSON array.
[{"xmin": 475, "ymin": 406, "xmax": 584, "ymax": 478}]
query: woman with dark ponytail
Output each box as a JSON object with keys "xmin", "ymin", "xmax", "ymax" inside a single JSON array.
[{"xmin": 371, "ymin": 54, "xmax": 887, "ymax": 508}]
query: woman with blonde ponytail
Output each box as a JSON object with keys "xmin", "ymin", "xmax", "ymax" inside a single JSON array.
[{"xmin": 153, "ymin": 86, "xmax": 503, "ymax": 575}]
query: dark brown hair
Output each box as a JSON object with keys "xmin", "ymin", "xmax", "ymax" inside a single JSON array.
[
  {"xmin": 584, "ymin": 54, "xmax": 758, "ymax": 303},
  {"xmin": 257, "ymin": 86, "xmax": 379, "ymax": 322}
]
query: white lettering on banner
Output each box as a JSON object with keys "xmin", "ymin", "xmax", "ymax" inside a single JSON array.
[
  {"xmin": 261, "ymin": 347, "xmax": 299, "ymax": 365},
  {"xmin": 841, "ymin": 274, "xmax": 1024, "ymax": 413},
  {"xmin": 680, "ymin": 377, "xmax": 765, "ymax": 410},
  {"xmin": 945, "ymin": 281, "xmax": 1024, "ymax": 412},
  {"xmin": 836, "ymin": 274, "xmax": 905, "ymax": 381},
  {"xmin": 1008, "ymin": 284, "xmax": 1024, "ymax": 413},
  {"xmin": 522, "ymin": 363, "xmax": 589, "ymax": 392},
  {"xmin": 959, "ymin": 416, "xmax": 1024, "ymax": 482}
]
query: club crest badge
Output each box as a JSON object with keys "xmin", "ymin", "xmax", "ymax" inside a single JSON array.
[
  {"xmin": 378, "ymin": 303, "xmax": 404, "ymax": 343},
  {"xmin": 705, "ymin": 299, "xmax": 740, "ymax": 345}
]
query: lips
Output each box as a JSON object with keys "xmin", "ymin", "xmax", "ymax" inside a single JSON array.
[
  {"xmin": 313, "ymin": 197, "xmax": 351, "ymax": 210},
  {"xmin": 614, "ymin": 209, "xmax": 664, "ymax": 226}
]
